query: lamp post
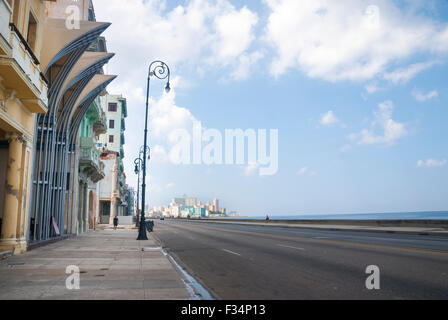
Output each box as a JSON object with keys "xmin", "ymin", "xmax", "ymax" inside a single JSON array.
[
  {"xmin": 134, "ymin": 157, "xmax": 142, "ymax": 227},
  {"xmin": 134, "ymin": 146, "xmax": 150, "ymax": 228},
  {"xmin": 137, "ymin": 61, "xmax": 170, "ymax": 241}
]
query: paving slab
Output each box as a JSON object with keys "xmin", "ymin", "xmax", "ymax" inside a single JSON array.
[{"xmin": 0, "ymin": 229, "xmax": 196, "ymax": 300}]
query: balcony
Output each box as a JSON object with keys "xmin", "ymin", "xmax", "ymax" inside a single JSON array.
[
  {"xmin": 93, "ymin": 110, "xmax": 107, "ymax": 136},
  {"xmin": 0, "ymin": 4, "xmax": 48, "ymax": 113},
  {"xmin": 79, "ymin": 137, "xmax": 105, "ymax": 183}
]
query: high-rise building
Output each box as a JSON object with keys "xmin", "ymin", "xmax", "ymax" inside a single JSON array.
[
  {"xmin": 185, "ymin": 197, "xmax": 197, "ymax": 207},
  {"xmin": 213, "ymin": 198, "xmax": 219, "ymax": 212},
  {"xmin": 173, "ymin": 198, "xmax": 185, "ymax": 206},
  {"xmin": 98, "ymin": 94, "xmax": 128, "ymax": 223}
]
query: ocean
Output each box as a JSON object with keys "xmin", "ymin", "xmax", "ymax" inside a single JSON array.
[{"xmin": 228, "ymin": 211, "xmax": 448, "ymax": 220}]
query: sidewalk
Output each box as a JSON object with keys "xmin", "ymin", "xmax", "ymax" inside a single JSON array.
[
  {"xmin": 0, "ymin": 229, "xmax": 199, "ymax": 300},
  {"xmin": 192, "ymin": 220, "xmax": 448, "ymax": 237}
]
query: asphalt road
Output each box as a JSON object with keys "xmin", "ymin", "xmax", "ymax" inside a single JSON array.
[{"xmin": 152, "ymin": 219, "xmax": 448, "ymax": 300}]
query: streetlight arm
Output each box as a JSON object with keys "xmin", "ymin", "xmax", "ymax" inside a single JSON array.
[{"xmin": 148, "ymin": 61, "xmax": 170, "ymax": 83}]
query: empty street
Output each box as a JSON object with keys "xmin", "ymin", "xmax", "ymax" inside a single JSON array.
[{"xmin": 153, "ymin": 219, "xmax": 448, "ymax": 300}]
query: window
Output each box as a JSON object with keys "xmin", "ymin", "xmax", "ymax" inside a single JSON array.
[
  {"xmin": 109, "ymin": 135, "xmax": 114, "ymax": 143},
  {"xmin": 27, "ymin": 12, "xmax": 37, "ymax": 51},
  {"xmin": 108, "ymin": 103, "xmax": 117, "ymax": 112},
  {"xmin": 98, "ymin": 37, "xmax": 107, "ymax": 52},
  {"xmin": 109, "ymin": 119, "xmax": 115, "ymax": 129}
]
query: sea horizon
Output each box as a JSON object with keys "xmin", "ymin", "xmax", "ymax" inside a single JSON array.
[{"xmin": 224, "ymin": 210, "xmax": 448, "ymax": 220}]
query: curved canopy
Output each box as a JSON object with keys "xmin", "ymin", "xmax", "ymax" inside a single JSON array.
[
  {"xmin": 41, "ymin": 19, "xmax": 111, "ymax": 73},
  {"xmin": 57, "ymin": 51, "xmax": 115, "ymax": 106},
  {"xmin": 72, "ymin": 74, "xmax": 117, "ymax": 120}
]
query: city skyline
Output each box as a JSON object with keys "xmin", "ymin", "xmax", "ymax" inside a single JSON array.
[{"xmin": 148, "ymin": 194, "xmax": 237, "ymax": 218}]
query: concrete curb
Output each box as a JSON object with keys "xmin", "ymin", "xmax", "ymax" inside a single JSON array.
[{"xmin": 186, "ymin": 220, "xmax": 448, "ymax": 238}]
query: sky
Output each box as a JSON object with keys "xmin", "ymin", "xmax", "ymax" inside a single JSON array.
[{"xmin": 94, "ymin": 0, "xmax": 448, "ymax": 216}]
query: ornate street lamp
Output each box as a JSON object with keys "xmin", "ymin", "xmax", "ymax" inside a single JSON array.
[
  {"xmin": 134, "ymin": 157, "xmax": 143, "ymax": 227},
  {"xmin": 137, "ymin": 61, "xmax": 170, "ymax": 241},
  {"xmin": 134, "ymin": 146, "xmax": 150, "ymax": 228}
]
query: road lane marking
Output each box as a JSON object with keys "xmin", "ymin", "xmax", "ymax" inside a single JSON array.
[
  {"xmin": 222, "ymin": 249, "xmax": 241, "ymax": 256},
  {"xmin": 277, "ymin": 244, "xmax": 305, "ymax": 251},
  {"xmin": 162, "ymin": 222, "xmax": 448, "ymax": 255}
]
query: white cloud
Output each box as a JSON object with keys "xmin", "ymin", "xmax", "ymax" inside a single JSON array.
[
  {"xmin": 365, "ymin": 83, "xmax": 380, "ymax": 94},
  {"xmin": 320, "ymin": 110, "xmax": 339, "ymax": 126},
  {"xmin": 213, "ymin": 6, "xmax": 258, "ymax": 62},
  {"xmin": 264, "ymin": 0, "xmax": 448, "ymax": 82},
  {"xmin": 95, "ymin": 0, "xmax": 259, "ymax": 81},
  {"xmin": 412, "ymin": 89, "xmax": 439, "ymax": 102},
  {"xmin": 350, "ymin": 101, "xmax": 407, "ymax": 145},
  {"xmin": 149, "ymin": 78, "xmax": 197, "ymax": 140},
  {"xmin": 297, "ymin": 166, "xmax": 317, "ymax": 176},
  {"xmin": 151, "ymin": 145, "xmax": 170, "ymax": 164},
  {"xmin": 229, "ymin": 51, "xmax": 264, "ymax": 81},
  {"xmin": 384, "ymin": 61, "xmax": 437, "ymax": 84},
  {"xmin": 417, "ymin": 159, "xmax": 447, "ymax": 168}
]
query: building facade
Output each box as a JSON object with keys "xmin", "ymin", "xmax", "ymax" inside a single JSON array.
[
  {"xmin": 77, "ymin": 97, "xmax": 106, "ymax": 232},
  {"xmin": 0, "ymin": 0, "xmax": 49, "ymax": 253},
  {"xmin": 97, "ymin": 93, "xmax": 128, "ymax": 224},
  {"xmin": 0, "ymin": 0, "xmax": 118, "ymax": 254}
]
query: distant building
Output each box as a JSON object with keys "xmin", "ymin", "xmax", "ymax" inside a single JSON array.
[
  {"xmin": 97, "ymin": 94, "xmax": 128, "ymax": 223},
  {"xmin": 170, "ymin": 204, "xmax": 180, "ymax": 218},
  {"xmin": 173, "ymin": 198, "xmax": 185, "ymax": 206},
  {"xmin": 185, "ymin": 196, "xmax": 197, "ymax": 207},
  {"xmin": 213, "ymin": 198, "xmax": 219, "ymax": 212},
  {"xmin": 180, "ymin": 206, "xmax": 195, "ymax": 218}
]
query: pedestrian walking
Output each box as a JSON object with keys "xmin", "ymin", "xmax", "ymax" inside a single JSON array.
[{"xmin": 113, "ymin": 216, "xmax": 119, "ymax": 230}]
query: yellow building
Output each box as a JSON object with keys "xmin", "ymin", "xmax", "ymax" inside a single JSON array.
[
  {"xmin": 0, "ymin": 0, "xmax": 49, "ymax": 254},
  {"xmin": 0, "ymin": 0, "xmax": 116, "ymax": 254}
]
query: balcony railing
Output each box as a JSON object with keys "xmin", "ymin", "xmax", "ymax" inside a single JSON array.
[
  {"xmin": 80, "ymin": 147, "xmax": 100, "ymax": 166},
  {"xmin": 79, "ymin": 137, "xmax": 105, "ymax": 183},
  {"xmin": 0, "ymin": 10, "xmax": 48, "ymax": 113},
  {"xmin": 80, "ymin": 137, "xmax": 94, "ymax": 149},
  {"xmin": 9, "ymin": 23, "xmax": 39, "ymax": 65}
]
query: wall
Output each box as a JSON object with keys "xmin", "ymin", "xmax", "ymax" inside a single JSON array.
[{"xmin": 0, "ymin": 145, "xmax": 7, "ymax": 220}]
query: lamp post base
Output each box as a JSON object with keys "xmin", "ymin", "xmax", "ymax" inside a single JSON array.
[{"xmin": 136, "ymin": 220, "xmax": 148, "ymax": 240}]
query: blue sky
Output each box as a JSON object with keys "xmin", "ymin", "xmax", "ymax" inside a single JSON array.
[{"xmin": 94, "ymin": 0, "xmax": 448, "ymax": 216}]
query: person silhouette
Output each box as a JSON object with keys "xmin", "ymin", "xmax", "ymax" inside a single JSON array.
[{"xmin": 113, "ymin": 216, "xmax": 119, "ymax": 230}]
